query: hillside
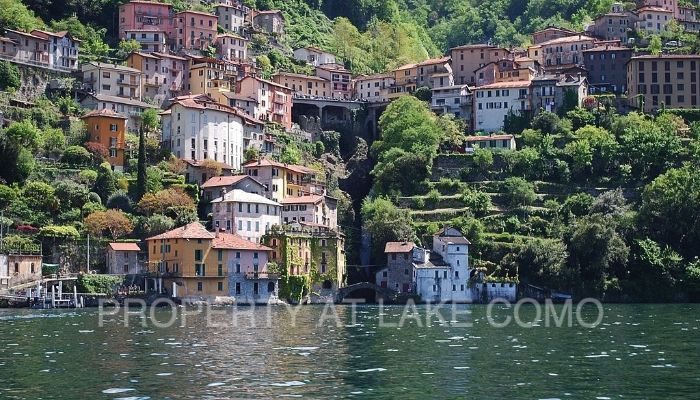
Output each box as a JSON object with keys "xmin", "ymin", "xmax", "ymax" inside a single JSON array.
[
  {"xmin": 363, "ymin": 96, "xmax": 700, "ymax": 302},
  {"xmin": 1, "ymin": 0, "xmax": 615, "ymax": 74}
]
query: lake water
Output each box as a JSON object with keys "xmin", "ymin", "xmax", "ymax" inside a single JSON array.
[{"xmin": 0, "ymin": 303, "xmax": 699, "ymax": 399}]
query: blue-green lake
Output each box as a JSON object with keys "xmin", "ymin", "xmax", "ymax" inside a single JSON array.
[{"xmin": 0, "ymin": 304, "xmax": 698, "ymax": 399}]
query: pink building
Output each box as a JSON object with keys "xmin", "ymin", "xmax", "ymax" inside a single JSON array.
[
  {"xmin": 236, "ymin": 76, "xmax": 293, "ymax": 130},
  {"xmin": 174, "ymin": 10, "xmax": 218, "ymax": 51},
  {"xmin": 118, "ymin": 0, "xmax": 175, "ymax": 41},
  {"xmin": 126, "ymin": 51, "xmax": 188, "ymax": 105}
]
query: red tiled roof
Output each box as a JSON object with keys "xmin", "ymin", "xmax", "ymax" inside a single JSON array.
[
  {"xmin": 536, "ymin": 35, "xmax": 596, "ymax": 46},
  {"xmin": 201, "ymin": 175, "xmax": 251, "ymax": 188},
  {"xmin": 241, "ymin": 158, "xmax": 315, "ymax": 174},
  {"xmin": 108, "ymin": 242, "xmax": 141, "ymax": 251},
  {"xmin": 450, "ymin": 44, "xmax": 510, "ymax": 51},
  {"xmin": 80, "ymin": 108, "xmax": 128, "ymax": 119},
  {"xmin": 417, "ymin": 56, "xmax": 451, "ymax": 66},
  {"xmin": 146, "ymin": 222, "xmax": 215, "ymax": 241},
  {"xmin": 465, "ymin": 134, "xmax": 514, "ymax": 141},
  {"xmin": 476, "ymin": 80, "xmax": 532, "ymax": 89},
  {"xmin": 279, "ymin": 195, "xmax": 324, "ymax": 205},
  {"xmin": 212, "ymin": 232, "xmax": 272, "ymax": 251},
  {"xmin": 385, "ymin": 242, "xmax": 415, "ymax": 253},
  {"xmin": 636, "ymin": 6, "xmax": 673, "ymax": 13},
  {"xmin": 181, "ymin": 158, "xmax": 235, "ymax": 170}
]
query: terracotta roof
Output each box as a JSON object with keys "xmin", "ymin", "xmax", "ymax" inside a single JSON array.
[
  {"xmin": 240, "ymin": 75, "xmax": 291, "ymax": 91},
  {"xmin": 631, "ymin": 54, "xmax": 700, "ymax": 60},
  {"xmin": 108, "ymin": 242, "xmax": 141, "ymax": 251},
  {"xmin": 152, "ymin": 52, "xmax": 188, "ymax": 60},
  {"xmin": 168, "ymin": 94, "xmax": 248, "ymax": 119},
  {"xmin": 537, "ymin": 35, "xmax": 596, "ymax": 46},
  {"xmin": 212, "ymin": 232, "xmax": 272, "ymax": 251},
  {"xmin": 176, "ymin": 10, "xmax": 217, "ymax": 18},
  {"xmin": 217, "ymin": 33, "xmax": 247, "ymax": 40},
  {"xmin": 385, "ymin": 242, "xmax": 415, "ymax": 253},
  {"xmin": 146, "ymin": 222, "xmax": 215, "ymax": 241},
  {"xmin": 4, "ymin": 29, "xmax": 48, "ymax": 41},
  {"xmin": 181, "ymin": 158, "xmax": 235, "ymax": 170},
  {"xmin": 279, "ymin": 195, "xmax": 324, "ymax": 205},
  {"xmin": 80, "ymin": 108, "xmax": 128, "ymax": 119},
  {"xmin": 211, "ymin": 189, "xmax": 280, "ymax": 206},
  {"xmin": 394, "ymin": 62, "xmax": 417, "ymax": 71},
  {"xmin": 417, "ymin": 56, "xmax": 451, "ymax": 66},
  {"xmin": 476, "ymin": 80, "xmax": 532, "ymax": 89},
  {"xmin": 273, "ymin": 72, "xmax": 328, "ymax": 81},
  {"xmin": 296, "ymin": 46, "xmax": 331, "ymax": 54},
  {"xmin": 85, "ymin": 61, "xmax": 142, "ymax": 73},
  {"xmin": 450, "ymin": 44, "xmax": 509, "ymax": 51},
  {"xmin": 242, "ymin": 158, "xmax": 316, "ymax": 174},
  {"xmin": 636, "ymin": 6, "xmax": 672, "ymax": 13},
  {"xmin": 355, "ymin": 73, "xmax": 394, "ymax": 81},
  {"xmin": 201, "ymin": 175, "xmax": 258, "ymax": 189},
  {"xmin": 83, "ymin": 94, "xmax": 154, "ymax": 108},
  {"xmin": 128, "ymin": 51, "xmax": 160, "ymax": 59},
  {"xmin": 533, "ymin": 26, "xmax": 578, "ymax": 34},
  {"xmin": 465, "ymin": 134, "xmax": 514, "ymax": 141}
]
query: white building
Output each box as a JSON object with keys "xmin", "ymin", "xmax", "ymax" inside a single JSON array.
[
  {"xmin": 431, "ymin": 84, "xmax": 473, "ymax": 122},
  {"xmin": 211, "ymin": 189, "xmax": 282, "ymax": 243},
  {"xmin": 473, "ymin": 80, "xmax": 531, "ymax": 132},
  {"xmin": 216, "ymin": 33, "xmax": 248, "ymax": 61},
  {"xmin": 214, "ymin": 0, "xmax": 251, "ymax": 34},
  {"xmin": 353, "ymin": 73, "xmax": 395, "ymax": 102},
  {"xmin": 30, "ymin": 30, "xmax": 80, "ymax": 71},
  {"xmin": 293, "ymin": 46, "xmax": 336, "ymax": 67},
  {"xmin": 82, "ymin": 61, "xmax": 144, "ymax": 100},
  {"xmin": 414, "ymin": 227, "xmax": 471, "ymax": 303},
  {"xmin": 124, "ymin": 29, "xmax": 168, "ymax": 53},
  {"xmin": 160, "ymin": 94, "xmax": 246, "ymax": 170},
  {"xmin": 635, "ymin": 6, "xmax": 673, "ymax": 34},
  {"xmin": 280, "ymin": 195, "xmax": 338, "ymax": 230}
]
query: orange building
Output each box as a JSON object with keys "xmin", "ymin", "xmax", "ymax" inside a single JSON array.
[{"xmin": 80, "ymin": 109, "xmax": 128, "ymax": 171}]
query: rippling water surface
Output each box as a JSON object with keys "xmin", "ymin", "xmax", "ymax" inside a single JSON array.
[{"xmin": 0, "ymin": 304, "xmax": 699, "ymax": 399}]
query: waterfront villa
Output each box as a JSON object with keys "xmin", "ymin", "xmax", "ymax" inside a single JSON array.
[
  {"xmin": 106, "ymin": 242, "xmax": 142, "ymax": 275},
  {"xmin": 146, "ymin": 222, "xmax": 278, "ymax": 303}
]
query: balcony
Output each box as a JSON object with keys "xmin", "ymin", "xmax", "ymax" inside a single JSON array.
[
  {"xmin": 118, "ymin": 78, "xmax": 140, "ymax": 86},
  {"xmin": 244, "ymin": 272, "xmax": 279, "ymax": 280}
]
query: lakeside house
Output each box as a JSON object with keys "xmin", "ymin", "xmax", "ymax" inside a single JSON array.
[
  {"xmin": 106, "ymin": 242, "xmax": 142, "ymax": 275},
  {"xmin": 146, "ymin": 221, "xmax": 279, "ymax": 303}
]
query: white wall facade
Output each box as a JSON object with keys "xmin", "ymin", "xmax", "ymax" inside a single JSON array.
[
  {"xmin": 474, "ymin": 85, "xmax": 531, "ymax": 132},
  {"xmin": 212, "ymin": 193, "xmax": 281, "ymax": 243},
  {"xmin": 163, "ymin": 103, "xmax": 245, "ymax": 170}
]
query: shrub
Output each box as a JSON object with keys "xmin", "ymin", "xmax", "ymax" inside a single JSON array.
[
  {"xmin": 62, "ymin": 146, "xmax": 92, "ymax": 166},
  {"xmin": 502, "ymin": 177, "xmax": 537, "ymax": 208},
  {"xmin": 77, "ymin": 274, "xmax": 124, "ymax": 294}
]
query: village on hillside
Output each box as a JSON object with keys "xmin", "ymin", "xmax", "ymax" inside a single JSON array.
[{"xmin": 1, "ymin": 0, "xmax": 700, "ymax": 306}]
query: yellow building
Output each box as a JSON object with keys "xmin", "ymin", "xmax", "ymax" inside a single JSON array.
[
  {"xmin": 146, "ymin": 221, "xmax": 274, "ymax": 299},
  {"xmin": 388, "ymin": 63, "xmax": 418, "ymax": 99},
  {"xmin": 241, "ymin": 158, "xmax": 325, "ymax": 202},
  {"xmin": 272, "ymin": 72, "xmax": 330, "ymax": 97},
  {"xmin": 187, "ymin": 57, "xmax": 238, "ymax": 104}
]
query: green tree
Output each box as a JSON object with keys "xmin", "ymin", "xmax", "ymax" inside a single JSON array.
[
  {"xmin": 117, "ymin": 39, "xmax": 142, "ymax": 57},
  {"xmin": 566, "ymin": 107, "xmax": 595, "ymax": 130},
  {"xmin": 23, "ymin": 181, "xmax": 59, "ymax": 213},
  {"xmin": 649, "ymin": 35, "xmax": 662, "ymax": 55},
  {"xmin": 135, "ymin": 128, "xmax": 147, "ymax": 201},
  {"xmin": 279, "ymin": 144, "xmax": 302, "ymax": 164},
  {"xmin": 4, "ymin": 120, "xmax": 43, "ymax": 152},
  {"xmin": 42, "ymin": 127, "xmax": 66, "ymax": 158},
  {"xmin": 413, "ymin": 86, "xmax": 432, "ymax": 102},
  {"xmin": 0, "ymin": 60, "xmax": 21, "ymax": 91},
  {"xmin": 502, "ymin": 177, "xmax": 536, "ymax": 208},
  {"xmin": 93, "ymin": 162, "xmax": 117, "ymax": 204},
  {"xmin": 639, "ymin": 163, "xmax": 700, "ymax": 257},
  {"xmin": 0, "ymin": 0, "xmax": 43, "ymax": 31},
  {"xmin": 361, "ymin": 196, "xmax": 416, "ymax": 263}
]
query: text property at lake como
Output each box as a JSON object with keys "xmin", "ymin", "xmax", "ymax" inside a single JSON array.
[{"xmin": 1, "ymin": 304, "xmax": 699, "ymax": 399}]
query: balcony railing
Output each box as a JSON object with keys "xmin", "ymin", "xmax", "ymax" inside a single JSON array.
[
  {"xmin": 118, "ymin": 78, "xmax": 140, "ymax": 86},
  {"xmin": 244, "ymin": 272, "xmax": 279, "ymax": 280}
]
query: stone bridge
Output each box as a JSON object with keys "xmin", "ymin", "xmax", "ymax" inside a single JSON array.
[
  {"xmin": 292, "ymin": 96, "xmax": 389, "ymax": 140},
  {"xmin": 335, "ymin": 282, "xmax": 398, "ymax": 303}
]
